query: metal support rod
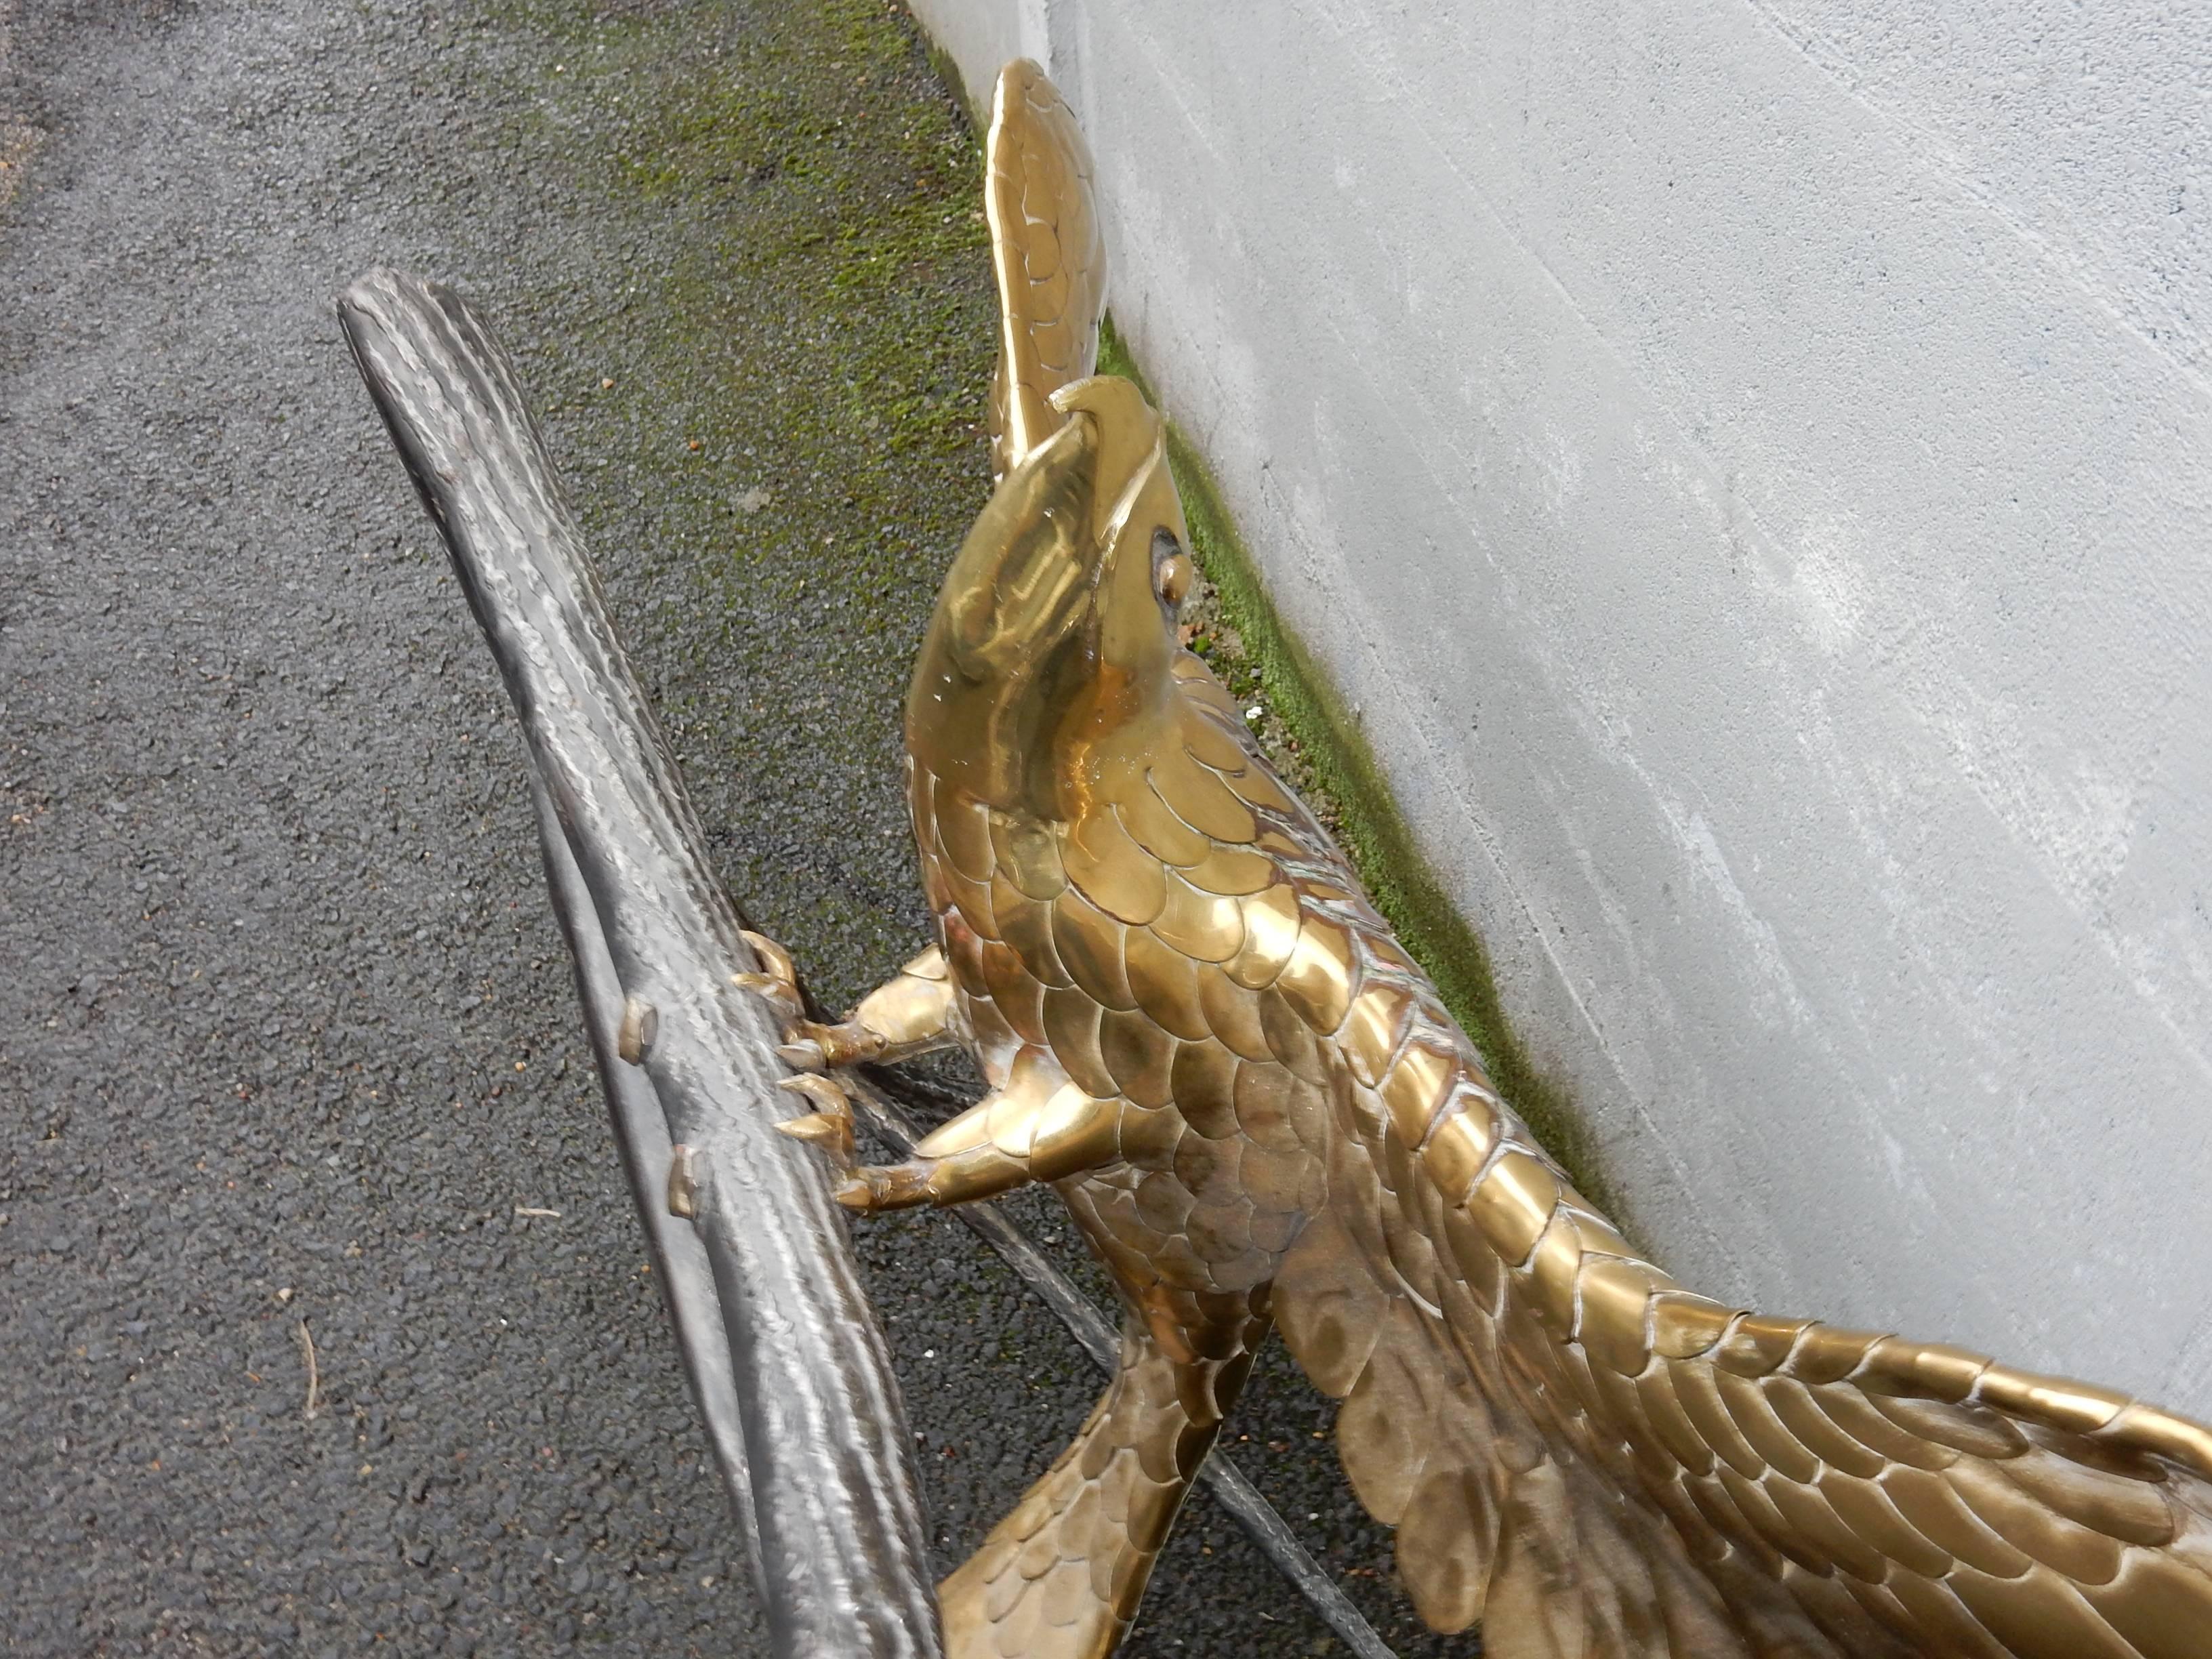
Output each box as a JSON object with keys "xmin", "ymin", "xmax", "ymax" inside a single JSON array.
[{"xmin": 340, "ymin": 268, "xmax": 943, "ymax": 1658}]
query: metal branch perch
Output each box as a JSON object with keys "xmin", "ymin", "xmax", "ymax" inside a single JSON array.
[{"xmin": 339, "ymin": 268, "xmax": 943, "ymax": 1659}]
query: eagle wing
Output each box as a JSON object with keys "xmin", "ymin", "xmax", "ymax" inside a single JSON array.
[
  {"xmin": 1147, "ymin": 659, "xmax": 2212, "ymax": 1658},
  {"xmin": 983, "ymin": 58, "xmax": 1109, "ymax": 481}
]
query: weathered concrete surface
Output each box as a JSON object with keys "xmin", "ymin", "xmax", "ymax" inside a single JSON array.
[
  {"xmin": 915, "ymin": 0, "xmax": 2212, "ymax": 1416},
  {"xmin": 0, "ymin": 0, "xmax": 1441, "ymax": 1652}
]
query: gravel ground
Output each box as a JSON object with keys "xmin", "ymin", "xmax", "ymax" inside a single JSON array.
[{"xmin": 0, "ymin": 1, "xmax": 1455, "ymax": 1654}]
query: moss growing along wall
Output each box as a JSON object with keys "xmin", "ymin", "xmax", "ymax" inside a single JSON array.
[{"xmin": 1093, "ymin": 323, "xmax": 1619, "ymax": 1225}]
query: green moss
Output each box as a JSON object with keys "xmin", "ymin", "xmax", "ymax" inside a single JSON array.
[
  {"xmin": 1099, "ymin": 322, "xmax": 1625, "ymax": 1227},
  {"xmin": 469, "ymin": 0, "xmax": 1002, "ymax": 999},
  {"xmin": 920, "ymin": 37, "xmax": 990, "ymax": 134}
]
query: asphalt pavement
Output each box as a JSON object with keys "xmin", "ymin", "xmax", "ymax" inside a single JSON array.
[{"xmin": 0, "ymin": 1, "xmax": 1456, "ymax": 1654}]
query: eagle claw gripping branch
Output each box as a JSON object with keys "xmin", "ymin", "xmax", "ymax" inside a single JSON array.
[{"xmin": 750, "ymin": 59, "xmax": 2212, "ymax": 1659}]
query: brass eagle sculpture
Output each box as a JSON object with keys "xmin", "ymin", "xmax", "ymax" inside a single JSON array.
[{"xmin": 741, "ymin": 60, "xmax": 2212, "ymax": 1659}]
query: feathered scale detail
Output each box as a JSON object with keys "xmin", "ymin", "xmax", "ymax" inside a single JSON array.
[
  {"xmin": 983, "ymin": 61, "xmax": 1108, "ymax": 483},
  {"xmin": 904, "ymin": 645, "xmax": 2212, "ymax": 1656},
  {"xmin": 1250, "ymin": 693, "xmax": 2212, "ymax": 1655}
]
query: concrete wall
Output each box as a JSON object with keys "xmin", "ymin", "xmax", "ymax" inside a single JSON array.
[{"xmin": 912, "ymin": 0, "xmax": 2212, "ymax": 1417}]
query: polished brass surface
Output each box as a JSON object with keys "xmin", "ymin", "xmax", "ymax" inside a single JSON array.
[
  {"xmin": 983, "ymin": 60, "xmax": 1107, "ymax": 484},
  {"xmin": 758, "ymin": 58, "xmax": 2212, "ymax": 1659}
]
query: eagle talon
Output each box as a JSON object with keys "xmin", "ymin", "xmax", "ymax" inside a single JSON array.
[
  {"xmin": 771, "ymin": 1077, "xmax": 942, "ymax": 1214},
  {"xmin": 832, "ymin": 1160, "xmax": 933, "ymax": 1214},
  {"xmin": 737, "ymin": 930, "xmax": 893, "ymax": 1068},
  {"xmin": 734, "ymin": 929, "xmax": 807, "ymax": 1022},
  {"xmin": 738, "ymin": 928, "xmax": 796, "ymax": 983},
  {"xmin": 730, "ymin": 928, "xmax": 809, "ymax": 1035},
  {"xmin": 732, "ymin": 969, "xmax": 804, "ymax": 1022},
  {"xmin": 776, "ymin": 1038, "xmax": 830, "ymax": 1071},
  {"xmin": 774, "ymin": 1073, "xmax": 857, "ymax": 1164}
]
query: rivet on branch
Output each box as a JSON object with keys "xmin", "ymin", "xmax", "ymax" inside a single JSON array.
[
  {"xmin": 617, "ymin": 996, "xmax": 657, "ymax": 1065},
  {"xmin": 667, "ymin": 1144, "xmax": 701, "ymax": 1220}
]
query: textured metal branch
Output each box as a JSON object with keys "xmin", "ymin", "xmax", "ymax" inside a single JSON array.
[
  {"xmin": 853, "ymin": 1072, "xmax": 1399, "ymax": 1659},
  {"xmin": 338, "ymin": 268, "xmax": 943, "ymax": 1659}
]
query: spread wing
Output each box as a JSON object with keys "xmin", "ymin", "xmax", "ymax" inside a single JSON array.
[
  {"xmin": 1159, "ymin": 657, "xmax": 2212, "ymax": 1658},
  {"xmin": 983, "ymin": 59, "xmax": 1109, "ymax": 480}
]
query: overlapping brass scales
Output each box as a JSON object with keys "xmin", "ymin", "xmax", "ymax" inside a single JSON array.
[
  {"xmin": 910, "ymin": 641, "xmax": 2212, "ymax": 1657},
  {"xmin": 1212, "ymin": 748, "xmax": 2212, "ymax": 1654},
  {"xmin": 984, "ymin": 60, "xmax": 1109, "ymax": 480},
  {"xmin": 906, "ymin": 690, "xmax": 1336, "ymax": 1304},
  {"xmin": 939, "ymin": 1303, "xmax": 1266, "ymax": 1659},
  {"xmin": 1275, "ymin": 885, "xmax": 2212, "ymax": 1656}
]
